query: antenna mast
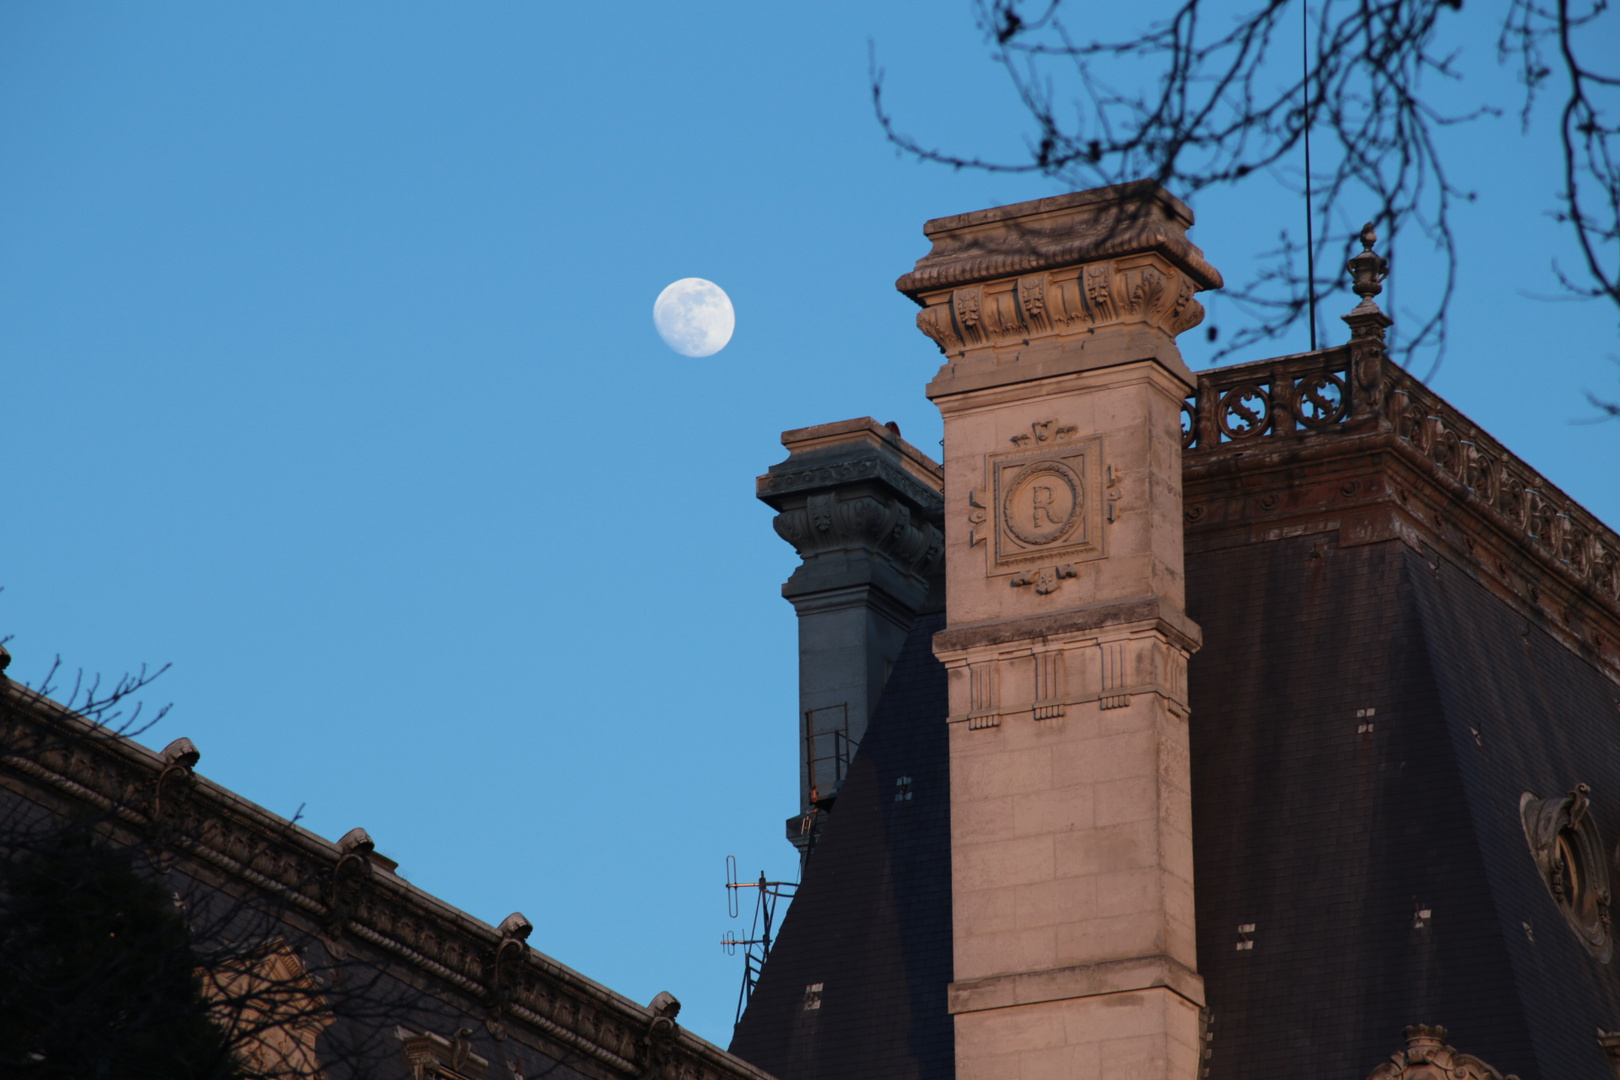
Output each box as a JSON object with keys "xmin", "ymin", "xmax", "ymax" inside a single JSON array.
[
  {"xmin": 1303, "ymin": 0, "xmax": 1317, "ymax": 350},
  {"xmin": 722, "ymin": 855, "xmax": 798, "ymax": 1030}
]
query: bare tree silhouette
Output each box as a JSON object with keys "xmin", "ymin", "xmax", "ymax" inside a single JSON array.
[{"xmin": 873, "ymin": 0, "xmax": 1617, "ymax": 383}]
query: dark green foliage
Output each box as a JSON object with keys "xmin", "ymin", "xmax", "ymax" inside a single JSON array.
[{"xmin": 0, "ymin": 824, "xmax": 244, "ymax": 1080}]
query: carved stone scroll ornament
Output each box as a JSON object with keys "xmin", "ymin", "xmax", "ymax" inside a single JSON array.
[
  {"xmin": 771, "ymin": 489, "xmax": 943, "ymax": 584},
  {"xmin": 485, "ymin": 912, "xmax": 534, "ymax": 1024},
  {"xmin": 1009, "ymin": 565, "xmax": 1078, "ymax": 595},
  {"xmin": 640, "ymin": 991, "xmax": 684, "ymax": 1080},
  {"xmin": 321, "ymin": 827, "xmax": 376, "ymax": 949},
  {"xmin": 1366, "ymin": 1026, "xmax": 1518, "ymax": 1080},
  {"xmin": 1521, "ymin": 784, "xmax": 1613, "ymax": 960}
]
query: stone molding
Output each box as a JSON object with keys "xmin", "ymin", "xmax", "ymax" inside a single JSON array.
[
  {"xmin": 933, "ymin": 595, "xmax": 1202, "ymax": 656},
  {"xmin": 896, "ymin": 182, "xmax": 1222, "ymax": 390},
  {"xmin": 947, "ymin": 954, "xmax": 1205, "ymax": 1015},
  {"xmin": 1366, "ymin": 1026, "xmax": 1517, "ymax": 1080},
  {"xmin": 895, "ymin": 181, "xmax": 1221, "ymax": 297},
  {"xmin": 937, "ymin": 627, "xmax": 1190, "ymax": 728},
  {"xmin": 756, "ymin": 453, "xmax": 944, "ymax": 522},
  {"xmin": 0, "ymin": 680, "xmax": 776, "ymax": 1080}
]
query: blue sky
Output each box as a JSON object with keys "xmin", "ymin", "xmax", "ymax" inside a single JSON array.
[{"xmin": 1, "ymin": 3, "xmax": 1615, "ymax": 1045}]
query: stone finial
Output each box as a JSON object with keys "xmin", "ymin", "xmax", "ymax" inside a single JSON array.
[
  {"xmin": 496, "ymin": 912, "xmax": 533, "ymax": 942},
  {"xmin": 1342, "ymin": 220, "xmax": 1394, "ymax": 352},
  {"xmin": 897, "ymin": 180, "xmax": 1223, "ymax": 396},
  {"xmin": 648, "ymin": 991, "xmax": 682, "ymax": 1019},
  {"xmin": 1347, "ymin": 222, "xmax": 1389, "ymax": 311}
]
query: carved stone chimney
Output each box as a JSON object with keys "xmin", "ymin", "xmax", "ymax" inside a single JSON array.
[
  {"xmin": 757, "ymin": 418, "xmax": 944, "ymax": 857},
  {"xmin": 897, "ymin": 181, "xmax": 1220, "ymax": 1080}
]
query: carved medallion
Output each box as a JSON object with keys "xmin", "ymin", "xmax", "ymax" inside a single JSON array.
[
  {"xmin": 1521, "ymin": 784, "xmax": 1612, "ymax": 960},
  {"xmin": 1003, "ymin": 461, "xmax": 1082, "ymax": 547},
  {"xmin": 982, "ymin": 421, "xmax": 1105, "ymax": 573}
]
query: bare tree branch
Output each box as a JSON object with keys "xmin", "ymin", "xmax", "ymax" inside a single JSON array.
[{"xmin": 874, "ymin": 0, "xmax": 1618, "ymax": 384}]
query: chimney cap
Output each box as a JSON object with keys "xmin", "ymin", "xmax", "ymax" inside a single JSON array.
[{"xmin": 896, "ymin": 179, "xmax": 1222, "ymax": 301}]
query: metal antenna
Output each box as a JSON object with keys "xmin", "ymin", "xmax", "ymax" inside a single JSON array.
[
  {"xmin": 723, "ymin": 856, "xmax": 798, "ymax": 1030},
  {"xmin": 1303, "ymin": 0, "xmax": 1317, "ymax": 351}
]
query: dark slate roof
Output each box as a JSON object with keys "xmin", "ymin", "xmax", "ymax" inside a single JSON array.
[
  {"xmin": 1187, "ymin": 530, "xmax": 1620, "ymax": 1080},
  {"xmin": 728, "ymin": 611, "xmax": 954, "ymax": 1080},
  {"xmin": 1186, "ymin": 533, "xmax": 1535, "ymax": 1079},
  {"xmin": 1407, "ymin": 548, "xmax": 1620, "ymax": 1077}
]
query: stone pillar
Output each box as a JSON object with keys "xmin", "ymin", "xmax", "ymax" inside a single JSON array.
[
  {"xmin": 896, "ymin": 182, "xmax": 1221, "ymax": 1080},
  {"xmin": 757, "ymin": 418, "xmax": 944, "ymax": 857}
]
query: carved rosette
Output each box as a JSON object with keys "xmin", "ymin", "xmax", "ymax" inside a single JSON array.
[{"xmin": 910, "ymin": 254, "xmax": 1208, "ymax": 359}]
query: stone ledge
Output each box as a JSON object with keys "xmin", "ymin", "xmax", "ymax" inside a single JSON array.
[
  {"xmin": 948, "ymin": 954, "xmax": 1205, "ymax": 1014},
  {"xmin": 756, "ymin": 416, "xmax": 943, "ymax": 514},
  {"xmin": 895, "ymin": 181, "xmax": 1221, "ymax": 298},
  {"xmin": 933, "ymin": 595, "xmax": 1202, "ymax": 655}
]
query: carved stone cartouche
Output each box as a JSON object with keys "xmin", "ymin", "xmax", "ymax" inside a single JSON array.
[{"xmin": 1366, "ymin": 1025, "xmax": 1518, "ymax": 1080}]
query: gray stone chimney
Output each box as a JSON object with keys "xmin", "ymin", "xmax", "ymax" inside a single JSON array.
[{"xmin": 757, "ymin": 417, "xmax": 944, "ymax": 857}]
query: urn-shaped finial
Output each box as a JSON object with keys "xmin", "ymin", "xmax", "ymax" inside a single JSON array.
[{"xmin": 1347, "ymin": 222, "xmax": 1389, "ymax": 308}]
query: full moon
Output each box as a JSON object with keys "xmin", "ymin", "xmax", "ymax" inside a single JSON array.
[{"xmin": 653, "ymin": 278, "xmax": 735, "ymax": 357}]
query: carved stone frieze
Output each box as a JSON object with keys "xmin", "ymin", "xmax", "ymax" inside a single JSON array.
[
  {"xmin": 899, "ymin": 182, "xmax": 1221, "ymax": 377},
  {"xmin": 771, "ymin": 490, "xmax": 942, "ymax": 582},
  {"xmin": 908, "ymin": 255, "xmax": 1212, "ymax": 360},
  {"xmin": 756, "ymin": 454, "xmax": 943, "ymax": 520},
  {"xmin": 943, "ymin": 631, "xmax": 1191, "ymax": 728}
]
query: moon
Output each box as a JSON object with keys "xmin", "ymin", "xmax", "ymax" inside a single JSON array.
[{"xmin": 653, "ymin": 278, "xmax": 735, "ymax": 357}]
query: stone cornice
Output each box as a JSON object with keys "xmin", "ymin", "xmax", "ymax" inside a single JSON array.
[
  {"xmin": 947, "ymin": 954, "xmax": 1204, "ymax": 1015},
  {"xmin": 895, "ymin": 183, "xmax": 1222, "ymax": 396},
  {"xmin": 757, "ymin": 455, "xmax": 943, "ymax": 522},
  {"xmin": 895, "ymin": 181, "xmax": 1222, "ymax": 298},
  {"xmin": 933, "ymin": 595, "xmax": 1202, "ymax": 656},
  {"xmin": 0, "ymin": 680, "xmax": 778, "ymax": 1080},
  {"xmin": 757, "ymin": 417, "xmax": 943, "ymax": 518}
]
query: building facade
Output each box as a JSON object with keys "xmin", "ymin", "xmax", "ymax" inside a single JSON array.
[{"xmin": 731, "ymin": 182, "xmax": 1620, "ymax": 1080}]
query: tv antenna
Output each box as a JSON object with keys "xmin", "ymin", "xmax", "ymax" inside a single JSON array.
[
  {"xmin": 722, "ymin": 854, "xmax": 797, "ymax": 1029},
  {"xmin": 1303, "ymin": 0, "xmax": 1318, "ymax": 350}
]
